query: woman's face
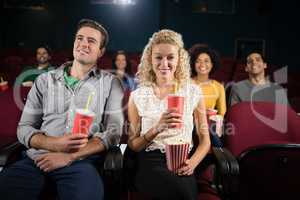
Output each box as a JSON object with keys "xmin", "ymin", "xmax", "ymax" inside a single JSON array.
[
  {"xmin": 115, "ymin": 54, "xmax": 127, "ymax": 70},
  {"xmin": 195, "ymin": 53, "xmax": 213, "ymax": 75},
  {"xmin": 151, "ymin": 43, "xmax": 179, "ymax": 82}
]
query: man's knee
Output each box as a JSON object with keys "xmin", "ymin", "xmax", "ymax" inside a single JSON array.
[{"xmin": 57, "ymin": 162, "xmax": 104, "ymax": 200}]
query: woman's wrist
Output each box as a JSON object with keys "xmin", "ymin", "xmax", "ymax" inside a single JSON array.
[
  {"xmin": 143, "ymin": 134, "xmax": 151, "ymax": 143},
  {"xmin": 189, "ymin": 154, "xmax": 201, "ymax": 169},
  {"xmin": 143, "ymin": 125, "xmax": 161, "ymax": 143},
  {"xmin": 153, "ymin": 124, "xmax": 165, "ymax": 135}
]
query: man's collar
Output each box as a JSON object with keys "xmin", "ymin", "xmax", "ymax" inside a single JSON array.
[{"xmin": 54, "ymin": 61, "xmax": 100, "ymax": 81}]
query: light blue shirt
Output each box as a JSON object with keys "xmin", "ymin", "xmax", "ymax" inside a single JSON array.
[{"xmin": 17, "ymin": 62, "xmax": 124, "ymax": 159}]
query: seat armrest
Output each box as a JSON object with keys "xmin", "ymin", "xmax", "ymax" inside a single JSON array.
[
  {"xmin": 222, "ymin": 148, "xmax": 239, "ymax": 175},
  {"xmin": 212, "ymin": 147, "xmax": 239, "ymax": 175},
  {"xmin": 212, "ymin": 147, "xmax": 240, "ymax": 198},
  {"xmin": 103, "ymin": 145, "xmax": 123, "ymax": 171},
  {"xmin": 0, "ymin": 141, "xmax": 23, "ymax": 167},
  {"xmin": 212, "ymin": 147, "xmax": 231, "ymax": 175}
]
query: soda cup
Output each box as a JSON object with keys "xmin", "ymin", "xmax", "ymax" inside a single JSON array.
[
  {"xmin": 72, "ymin": 109, "xmax": 95, "ymax": 135},
  {"xmin": 207, "ymin": 108, "xmax": 217, "ymax": 118},
  {"xmin": 0, "ymin": 81, "xmax": 8, "ymax": 92},
  {"xmin": 167, "ymin": 95, "xmax": 184, "ymax": 129}
]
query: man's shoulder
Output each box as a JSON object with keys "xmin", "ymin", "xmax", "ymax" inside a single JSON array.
[
  {"xmin": 232, "ymin": 80, "xmax": 247, "ymax": 89},
  {"xmin": 236, "ymin": 79, "xmax": 249, "ymax": 86},
  {"xmin": 35, "ymin": 67, "xmax": 62, "ymax": 81},
  {"xmin": 268, "ymin": 81, "xmax": 285, "ymax": 89},
  {"xmin": 232, "ymin": 79, "xmax": 249, "ymax": 90},
  {"xmin": 21, "ymin": 65, "xmax": 36, "ymax": 72},
  {"xmin": 95, "ymin": 69, "xmax": 120, "ymax": 85},
  {"xmin": 97, "ymin": 69, "xmax": 115, "ymax": 79},
  {"xmin": 95, "ymin": 70, "xmax": 125, "ymax": 91}
]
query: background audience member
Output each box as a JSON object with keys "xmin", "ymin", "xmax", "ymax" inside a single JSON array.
[
  {"xmin": 229, "ymin": 52, "xmax": 288, "ymax": 106},
  {"xmin": 112, "ymin": 50, "xmax": 136, "ymax": 91},
  {"xmin": 17, "ymin": 45, "xmax": 55, "ymax": 87},
  {"xmin": 190, "ymin": 44, "xmax": 225, "ymax": 146},
  {"xmin": 190, "ymin": 44, "xmax": 226, "ymax": 117}
]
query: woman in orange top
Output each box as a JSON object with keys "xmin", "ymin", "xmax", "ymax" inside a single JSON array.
[
  {"xmin": 189, "ymin": 45, "xmax": 226, "ymax": 146},
  {"xmin": 189, "ymin": 44, "xmax": 226, "ymax": 116}
]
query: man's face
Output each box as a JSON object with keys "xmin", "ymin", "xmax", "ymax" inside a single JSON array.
[
  {"xmin": 73, "ymin": 26, "xmax": 104, "ymax": 65},
  {"xmin": 36, "ymin": 47, "xmax": 50, "ymax": 65},
  {"xmin": 245, "ymin": 53, "xmax": 267, "ymax": 76}
]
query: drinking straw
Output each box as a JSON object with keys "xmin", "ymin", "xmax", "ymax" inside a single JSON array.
[
  {"xmin": 173, "ymin": 81, "xmax": 178, "ymax": 94},
  {"xmin": 84, "ymin": 92, "xmax": 95, "ymax": 111}
]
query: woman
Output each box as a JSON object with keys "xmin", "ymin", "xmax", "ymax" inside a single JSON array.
[
  {"xmin": 112, "ymin": 50, "xmax": 136, "ymax": 91},
  {"xmin": 189, "ymin": 45, "xmax": 226, "ymax": 146},
  {"xmin": 127, "ymin": 30, "xmax": 211, "ymax": 200},
  {"xmin": 189, "ymin": 44, "xmax": 226, "ymax": 117}
]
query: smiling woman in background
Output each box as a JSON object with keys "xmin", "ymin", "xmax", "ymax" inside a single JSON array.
[
  {"xmin": 112, "ymin": 50, "xmax": 136, "ymax": 91},
  {"xmin": 189, "ymin": 44, "xmax": 226, "ymax": 117}
]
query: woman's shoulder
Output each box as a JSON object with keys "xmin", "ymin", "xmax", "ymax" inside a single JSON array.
[
  {"xmin": 131, "ymin": 85, "xmax": 152, "ymax": 96},
  {"xmin": 181, "ymin": 81, "xmax": 202, "ymax": 109},
  {"xmin": 184, "ymin": 81, "xmax": 200, "ymax": 90},
  {"xmin": 180, "ymin": 81, "xmax": 202, "ymax": 96},
  {"xmin": 211, "ymin": 79, "xmax": 225, "ymax": 89},
  {"xmin": 190, "ymin": 82, "xmax": 201, "ymax": 91}
]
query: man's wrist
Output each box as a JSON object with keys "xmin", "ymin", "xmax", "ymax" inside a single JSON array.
[
  {"xmin": 69, "ymin": 152, "xmax": 78, "ymax": 163},
  {"xmin": 29, "ymin": 132, "xmax": 47, "ymax": 149}
]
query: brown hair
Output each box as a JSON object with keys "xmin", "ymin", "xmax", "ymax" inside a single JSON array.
[{"xmin": 76, "ymin": 19, "xmax": 109, "ymax": 49}]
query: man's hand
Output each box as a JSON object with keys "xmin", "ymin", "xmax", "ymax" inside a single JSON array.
[
  {"xmin": 34, "ymin": 152, "xmax": 75, "ymax": 173},
  {"xmin": 22, "ymin": 81, "xmax": 33, "ymax": 87},
  {"xmin": 30, "ymin": 133, "xmax": 88, "ymax": 153},
  {"xmin": 54, "ymin": 134, "xmax": 88, "ymax": 152}
]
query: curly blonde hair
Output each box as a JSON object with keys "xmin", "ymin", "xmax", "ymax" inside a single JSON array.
[{"xmin": 136, "ymin": 29, "xmax": 190, "ymax": 87}]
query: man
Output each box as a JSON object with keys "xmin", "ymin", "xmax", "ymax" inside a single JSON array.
[
  {"xmin": 0, "ymin": 19, "xmax": 124, "ymax": 200},
  {"xmin": 229, "ymin": 52, "xmax": 288, "ymax": 106},
  {"xmin": 18, "ymin": 45, "xmax": 55, "ymax": 87}
]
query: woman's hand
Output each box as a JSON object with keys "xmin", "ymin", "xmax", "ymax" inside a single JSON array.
[
  {"xmin": 154, "ymin": 108, "xmax": 182, "ymax": 134},
  {"xmin": 177, "ymin": 159, "xmax": 198, "ymax": 176}
]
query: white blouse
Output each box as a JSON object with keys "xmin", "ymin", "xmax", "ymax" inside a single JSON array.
[{"xmin": 132, "ymin": 82, "xmax": 202, "ymax": 152}]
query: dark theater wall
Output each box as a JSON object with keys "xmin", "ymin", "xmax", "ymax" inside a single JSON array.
[
  {"xmin": 161, "ymin": 0, "xmax": 299, "ymax": 70},
  {"xmin": 0, "ymin": 0, "xmax": 298, "ymax": 70},
  {"xmin": 162, "ymin": 0, "xmax": 270, "ymax": 57},
  {"xmin": 1, "ymin": 0, "xmax": 160, "ymax": 52},
  {"xmin": 268, "ymin": 1, "xmax": 299, "ymax": 71}
]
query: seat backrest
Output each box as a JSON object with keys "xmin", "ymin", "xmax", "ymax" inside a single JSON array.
[
  {"xmin": 237, "ymin": 144, "xmax": 300, "ymax": 200},
  {"xmin": 0, "ymin": 87, "xmax": 30, "ymax": 139},
  {"xmin": 211, "ymin": 57, "xmax": 236, "ymax": 84},
  {"xmin": 224, "ymin": 102, "xmax": 298, "ymax": 156}
]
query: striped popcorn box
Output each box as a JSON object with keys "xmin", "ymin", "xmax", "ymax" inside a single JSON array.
[{"xmin": 165, "ymin": 143, "xmax": 190, "ymax": 174}]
